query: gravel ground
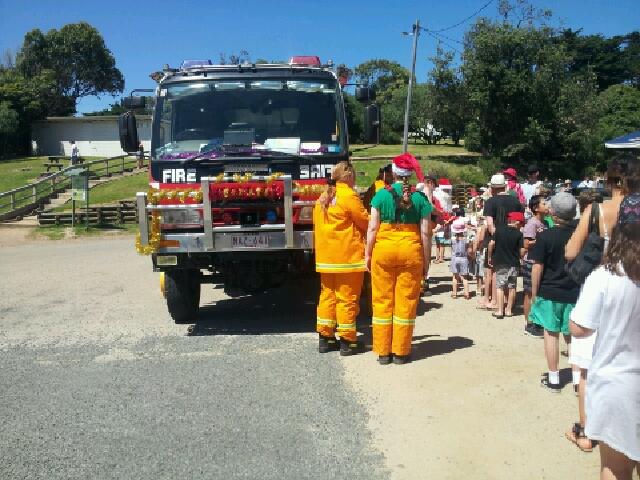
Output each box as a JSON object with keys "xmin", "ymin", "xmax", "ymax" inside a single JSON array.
[
  {"xmin": 0, "ymin": 236, "xmax": 387, "ymax": 480},
  {"xmin": 0, "ymin": 231, "xmax": 601, "ymax": 479}
]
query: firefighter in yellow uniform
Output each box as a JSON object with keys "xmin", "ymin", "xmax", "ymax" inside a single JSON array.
[
  {"xmin": 313, "ymin": 162, "xmax": 370, "ymax": 355},
  {"xmin": 365, "ymin": 153, "xmax": 433, "ymax": 364}
]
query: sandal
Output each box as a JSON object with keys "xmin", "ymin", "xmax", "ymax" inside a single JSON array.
[
  {"xmin": 492, "ymin": 312, "xmax": 504, "ymax": 319},
  {"xmin": 565, "ymin": 422, "xmax": 580, "ymax": 445},
  {"xmin": 576, "ymin": 427, "xmax": 597, "ymax": 452}
]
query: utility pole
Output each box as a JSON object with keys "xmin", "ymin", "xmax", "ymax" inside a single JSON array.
[{"xmin": 402, "ymin": 19, "xmax": 420, "ymax": 153}]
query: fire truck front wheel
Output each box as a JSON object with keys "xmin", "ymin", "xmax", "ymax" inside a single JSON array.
[{"xmin": 164, "ymin": 270, "xmax": 201, "ymax": 324}]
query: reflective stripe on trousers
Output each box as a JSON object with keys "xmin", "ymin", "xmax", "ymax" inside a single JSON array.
[
  {"xmin": 316, "ymin": 271, "xmax": 364, "ymax": 342},
  {"xmin": 371, "ymin": 224, "xmax": 423, "ymax": 356}
]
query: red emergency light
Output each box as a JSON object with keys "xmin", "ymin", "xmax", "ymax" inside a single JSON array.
[{"xmin": 289, "ymin": 56, "xmax": 321, "ymax": 66}]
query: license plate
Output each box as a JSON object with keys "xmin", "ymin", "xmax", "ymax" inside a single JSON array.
[{"xmin": 231, "ymin": 234, "xmax": 269, "ymax": 248}]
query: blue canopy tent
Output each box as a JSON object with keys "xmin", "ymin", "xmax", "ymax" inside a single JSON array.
[{"xmin": 604, "ymin": 130, "xmax": 640, "ymax": 149}]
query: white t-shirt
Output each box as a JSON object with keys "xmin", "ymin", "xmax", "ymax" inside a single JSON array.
[
  {"xmin": 571, "ymin": 266, "xmax": 640, "ymax": 461},
  {"xmin": 520, "ymin": 180, "xmax": 542, "ymax": 204}
]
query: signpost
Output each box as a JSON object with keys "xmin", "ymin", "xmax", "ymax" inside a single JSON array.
[{"xmin": 66, "ymin": 168, "xmax": 92, "ymax": 230}]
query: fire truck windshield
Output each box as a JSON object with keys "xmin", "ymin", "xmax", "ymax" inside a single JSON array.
[{"xmin": 153, "ymin": 78, "xmax": 344, "ymax": 159}]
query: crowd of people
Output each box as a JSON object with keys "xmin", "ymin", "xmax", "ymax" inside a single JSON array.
[{"xmin": 312, "ymin": 152, "xmax": 639, "ymax": 479}]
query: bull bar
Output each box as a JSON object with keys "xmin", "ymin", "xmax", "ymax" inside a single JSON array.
[{"xmin": 136, "ymin": 175, "xmax": 315, "ymax": 253}]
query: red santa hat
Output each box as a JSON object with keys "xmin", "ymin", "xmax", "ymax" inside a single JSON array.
[{"xmin": 392, "ymin": 153, "xmax": 424, "ymax": 183}]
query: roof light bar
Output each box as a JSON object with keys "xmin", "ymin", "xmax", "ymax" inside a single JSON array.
[{"xmin": 288, "ymin": 56, "xmax": 321, "ymax": 66}]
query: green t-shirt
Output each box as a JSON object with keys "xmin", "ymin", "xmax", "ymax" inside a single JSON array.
[{"xmin": 370, "ymin": 182, "xmax": 433, "ymax": 224}]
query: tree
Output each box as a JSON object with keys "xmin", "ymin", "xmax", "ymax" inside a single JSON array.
[
  {"xmin": 559, "ymin": 29, "xmax": 640, "ymax": 91},
  {"xmin": 0, "ymin": 100, "xmax": 19, "ymax": 157},
  {"xmin": 0, "ymin": 66, "xmax": 57, "ymax": 157},
  {"xmin": 428, "ymin": 46, "xmax": 469, "ymax": 145},
  {"xmin": 462, "ymin": 20, "xmax": 568, "ymax": 162},
  {"xmin": 354, "ymin": 59, "xmax": 409, "ymax": 104},
  {"xmin": 16, "ymin": 22, "xmax": 124, "ymax": 115}
]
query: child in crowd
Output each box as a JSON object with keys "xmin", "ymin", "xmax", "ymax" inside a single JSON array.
[
  {"xmin": 473, "ymin": 216, "xmax": 486, "ymax": 298},
  {"xmin": 434, "ymin": 215, "xmax": 453, "ymax": 263},
  {"xmin": 529, "ymin": 192, "xmax": 580, "ymax": 392},
  {"xmin": 570, "ymin": 194, "xmax": 640, "ymax": 476},
  {"xmin": 449, "ymin": 218, "xmax": 471, "ymax": 299},
  {"xmin": 522, "ymin": 195, "xmax": 548, "ymax": 337},
  {"xmin": 488, "ymin": 211, "xmax": 525, "ymax": 318}
]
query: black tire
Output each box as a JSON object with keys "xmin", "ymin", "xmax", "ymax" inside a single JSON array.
[{"xmin": 165, "ymin": 270, "xmax": 200, "ymax": 324}]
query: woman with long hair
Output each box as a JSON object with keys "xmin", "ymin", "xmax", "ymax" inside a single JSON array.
[
  {"xmin": 365, "ymin": 153, "xmax": 433, "ymax": 365},
  {"xmin": 313, "ymin": 161, "xmax": 369, "ymax": 356},
  {"xmin": 565, "ymin": 154, "xmax": 635, "ymax": 452},
  {"xmin": 570, "ymin": 193, "xmax": 640, "ymax": 479}
]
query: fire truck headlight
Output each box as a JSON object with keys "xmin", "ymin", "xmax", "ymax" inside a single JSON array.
[
  {"xmin": 161, "ymin": 209, "xmax": 203, "ymax": 226},
  {"xmin": 298, "ymin": 206, "xmax": 313, "ymax": 222}
]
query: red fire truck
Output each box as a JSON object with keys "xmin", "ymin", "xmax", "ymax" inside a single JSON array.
[{"xmin": 119, "ymin": 56, "xmax": 378, "ymax": 324}]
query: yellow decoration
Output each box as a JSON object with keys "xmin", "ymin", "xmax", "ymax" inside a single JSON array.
[{"xmin": 136, "ymin": 212, "xmax": 161, "ymax": 255}]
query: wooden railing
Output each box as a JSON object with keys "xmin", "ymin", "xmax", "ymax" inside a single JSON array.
[{"xmin": 0, "ymin": 155, "xmax": 147, "ymax": 221}]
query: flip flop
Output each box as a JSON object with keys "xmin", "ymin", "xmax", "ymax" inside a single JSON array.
[{"xmin": 492, "ymin": 313, "xmax": 504, "ymax": 319}]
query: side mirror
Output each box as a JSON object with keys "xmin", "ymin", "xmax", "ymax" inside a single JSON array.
[
  {"xmin": 355, "ymin": 86, "xmax": 376, "ymax": 103},
  {"xmin": 122, "ymin": 96, "xmax": 146, "ymax": 109},
  {"xmin": 119, "ymin": 112, "xmax": 139, "ymax": 153},
  {"xmin": 363, "ymin": 104, "xmax": 381, "ymax": 144}
]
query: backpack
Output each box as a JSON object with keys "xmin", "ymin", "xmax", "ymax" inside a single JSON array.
[{"xmin": 566, "ymin": 202, "xmax": 605, "ymax": 285}]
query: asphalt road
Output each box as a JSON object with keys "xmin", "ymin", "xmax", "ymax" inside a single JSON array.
[{"xmin": 0, "ymin": 237, "xmax": 387, "ymax": 479}]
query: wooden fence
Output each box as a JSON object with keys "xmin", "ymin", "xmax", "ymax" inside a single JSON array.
[
  {"xmin": 37, "ymin": 201, "xmax": 138, "ymax": 226},
  {"xmin": 0, "ymin": 155, "xmax": 146, "ymax": 221}
]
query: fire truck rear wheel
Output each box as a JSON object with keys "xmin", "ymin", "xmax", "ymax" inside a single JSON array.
[{"xmin": 164, "ymin": 270, "xmax": 201, "ymax": 324}]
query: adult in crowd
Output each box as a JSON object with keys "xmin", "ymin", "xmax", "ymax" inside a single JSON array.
[
  {"xmin": 529, "ymin": 192, "xmax": 580, "ymax": 392},
  {"xmin": 565, "ymin": 154, "xmax": 636, "ymax": 453},
  {"xmin": 503, "ymin": 167, "xmax": 526, "ymax": 206},
  {"xmin": 70, "ymin": 140, "xmax": 79, "ymax": 166},
  {"xmin": 561, "ymin": 179, "xmax": 573, "ymax": 193},
  {"xmin": 478, "ymin": 173, "xmax": 524, "ymax": 309},
  {"xmin": 313, "ymin": 161, "xmax": 369, "ymax": 356},
  {"xmin": 570, "ymin": 194, "xmax": 640, "ymax": 479},
  {"xmin": 578, "ymin": 176, "xmax": 595, "ymax": 188},
  {"xmin": 520, "ymin": 164, "xmax": 543, "ymax": 205},
  {"xmin": 417, "ymin": 175, "xmax": 442, "ymax": 293},
  {"xmin": 366, "ymin": 153, "xmax": 433, "ymax": 365}
]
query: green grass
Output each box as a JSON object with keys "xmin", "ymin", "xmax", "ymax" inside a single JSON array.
[
  {"xmin": 32, "ymin": 223, "xmax": 138, "ymax": 240},
  {"xmin": 350, "ymin": 141, "xmax": 478, "ymax": 158},
  {"xmin": 0, "ymin": 156, "xmax": 103, "ymax": 193},
  {"xmin": 54, "ymin": 172, "xmax": 149, "ymax": 211},
  {"xmin": 353, "ymin": 158, "xmax": 486, "ymax": 188}
]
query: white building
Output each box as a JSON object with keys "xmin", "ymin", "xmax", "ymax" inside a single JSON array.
[{"xmin": 32, "ymin": 115, "xmax": 151, "ymax": 158}]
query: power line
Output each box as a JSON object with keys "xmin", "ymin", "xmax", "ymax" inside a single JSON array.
[
  {"xmin": 423, "ymin": 30, "xmax": 464, "ymax": 56},
  {"xmin": 422, "ymin": 28, "xmax": 465, "ymax": 46},
  {"xmin": 428, "ymin": 0, "xmax": 494, "ymax": 33}
]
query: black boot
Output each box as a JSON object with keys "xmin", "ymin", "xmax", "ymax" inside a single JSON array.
[
  {"xmin": 339, "ymin": 338, "xmax": 363, "ymax": 356},
  {"xmin": 377, "ymin": 355, "xmax": 392, "ymax": 365},
  {"xmin": 318, "ymin": 334, "xmax": 339, "ymax": 353},
  {"xmin": 392, "ymin": 354, "xmax": 411, "ymax": 365}
]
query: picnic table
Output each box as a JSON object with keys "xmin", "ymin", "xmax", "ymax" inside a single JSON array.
[{"xmin": 44, "ymin": 156, "xmax": 84, "ymax": 172}]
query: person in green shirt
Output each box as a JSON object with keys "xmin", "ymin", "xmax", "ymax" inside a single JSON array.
[{"xmin": 365, "ymin": 153, "xmax": 433, "ymax": 365}]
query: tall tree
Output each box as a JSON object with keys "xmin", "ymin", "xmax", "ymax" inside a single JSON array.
[
  {"xmin": 428, "ymin": 46, "xmax": 469, "ymax": 145},
  {"xmin": 16, "ymin": 22, "xmax": 124, "ymax": 115},
  {"xmin": 559, "ymin": 29, "xmax": 640, "ymax": 91},
  {"xmin": 354, "ymin": 59, "xmax": 409, "ymax": 104},
  {"xmin": 462, "ymin": 20, "xmax": 567, "ymax": 161}
]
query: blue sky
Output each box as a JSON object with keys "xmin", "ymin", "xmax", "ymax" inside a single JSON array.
[{"xmin": 1, "ymin": 0, "xmax": 638, "ymax": 114}]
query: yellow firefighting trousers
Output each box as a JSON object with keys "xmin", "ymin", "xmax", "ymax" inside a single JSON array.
[
  {"xmin": 371, "ymin": 224, "xmax": 423, "ymax": 356},
  {"xmin": 316, "ymin": 272, "xmax": 364, "ymax": 342}
]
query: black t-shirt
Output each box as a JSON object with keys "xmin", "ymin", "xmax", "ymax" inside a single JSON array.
[
  {"xmin": 483, "ymin": 194, "xmax": 524, "ymax": 226},
  {"xmin": 493, "ymin": 225, "xmax": 523, "ymax": 269},
  {"xmin": 529, "ymin": 225, "xmax": 580, "ymax": 303}
]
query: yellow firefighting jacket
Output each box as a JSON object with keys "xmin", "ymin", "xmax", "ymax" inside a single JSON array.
[{"xmin": 313, "ymin": 182, "xmax": 369, "ymax": 273}]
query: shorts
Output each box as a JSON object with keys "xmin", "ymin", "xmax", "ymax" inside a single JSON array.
[
  {"xmin": 450, "ymin": 256, "xmax": 469, "ymax": 275},
  {"xmin": 522, "ymin": 261, "xmax": 533, "ymax": 292},
  {"xmin": 569, "ymin": 333, "xmax": 597, "ymax": 369},
  {"xmin": 435, "ymin": 237, "xmax": 451, "ymax": 246},
  {"xmin": 495, "ymin": 267, "xmax": 518, "ymax": 289},
  {"xmin": 529, "ymin": 296, "xmax": 575, "ymax": 335}
]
